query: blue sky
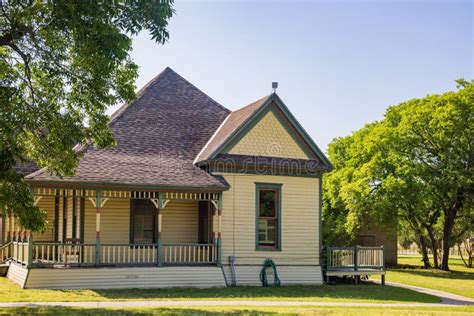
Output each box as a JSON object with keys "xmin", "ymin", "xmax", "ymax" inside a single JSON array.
[{"xmin": 116, "ymin": 0, "xmax": 473, "ymax": 151}]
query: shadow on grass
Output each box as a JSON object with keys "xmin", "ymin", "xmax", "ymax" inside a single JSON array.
[
  {"xmin": 82, "ymin": 284, "xmax": 439, "ymax": 303},
  {"xmin": 0, "ymin": 307, "xmax": 280, "ymax": 316}
]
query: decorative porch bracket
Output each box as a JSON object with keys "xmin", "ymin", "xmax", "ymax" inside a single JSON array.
[
  {"xmin": 88, "ymin": 196, "xmax": 109, "ymax": 208},
  {"xmin": 33, "ymin": 196, "xmax": 43, "ymax": 206}
]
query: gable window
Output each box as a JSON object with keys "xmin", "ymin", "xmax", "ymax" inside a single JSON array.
[
  {"xmin": 130, "ymin": 199, "xmax": 156, "ymax": 244},
  {"xmin": 256, "ymin": 183, "xmax": 281, "ymax": 250}
]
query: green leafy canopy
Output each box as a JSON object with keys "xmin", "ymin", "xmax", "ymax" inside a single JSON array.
[
  {"xmin": 323, "ymin": 80, "xmax": 473, "ymax": 270},
  {"xmin": 0, "ymin": 0, "xmax": 174, "ymax": 231}
]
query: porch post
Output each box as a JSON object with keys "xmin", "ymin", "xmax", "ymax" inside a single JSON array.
[
  {"xmin": 212, "ymin": 201, "xmax": 218, "ymax": 263},
  {"xmin": 1, "ymin": 214, "xmax": 5, "ymax": 245},
  {"xmin": 62, "ymin": 190, "xmax": 67, "ymax": 242},
  {"xmin": 95, "ymin": 190, "xmax": 102, "ymax": 266},
  {"xmin": 156, "ymin": 192, "xmax": 163, "ymax": 266},
  {"xmin": 217, "ymin": 192, "xmax": 222, "ymax": 266},
  {"xmin": 6, "ymin": 212, "xmax": 11, "ymax": 244},
  {"xmin": 27, "ymin": 232, "xmax": 33, "ymax": 267}
]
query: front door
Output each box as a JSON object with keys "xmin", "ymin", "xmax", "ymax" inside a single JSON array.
[{"xmin": 198, "ymin": 201, "xmax": 211, "ymax": 243}]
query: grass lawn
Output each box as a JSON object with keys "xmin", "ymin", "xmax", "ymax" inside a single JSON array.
[
  {"xmin": 380, "ymin": 255, "xmax": 474, "ymax": 299},
  {"xmin": 0, "ymin": 277, "xmax": 439, "ymax": 303},
  {"xmin": 0, "ymin": 306, "xmax": 473, "ymax": 316}
]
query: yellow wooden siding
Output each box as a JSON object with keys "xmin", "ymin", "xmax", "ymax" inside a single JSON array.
[
  {"xmin": 227, "ymin": 110, "xmax": 309, "ymax": 159},
  {"xmin": 6, "ymin": 263, "xmax": 28, "ymax": 288},
  {"xmin": 81, "ymin": 198, "xmax": 198, "ymax": 244},
  {"xmin": 100, "ymin": 199, "xmax": 130, "ymax": 244},
  {"xmin": 84, "ymin": 199, "xmax": 96, "ymax": 244},
  {"xmin": 4, "ymin": 215, "xmax": 18, "ymax": 240},
  {"xmin": 57, "ymin": 196, "xmax": 64, "ymax": 242},
  {"xmin": 75, "ymin": 196, "xmax": 81, "ymax": 239},
  {"xmin": 33, "ymin": 196, "xmax": 55, "ymax": 241},
  {"xmin": 162, "ymin": 200, "xmax": 198, "ymax": 244},
  {"xmin": 222, "ymin": 265, "xmax": 322, "ymax": 286},
  {"xmin": 25, "ymin": 266, "xmax": 226, "ymax": 289},
  {"xmin": 66, "ymin": 196, "xmax": 73, "ymax": 239},
  {"xmin": 220, "ymin": 173, "xmax": 320, "ymax": 265}
]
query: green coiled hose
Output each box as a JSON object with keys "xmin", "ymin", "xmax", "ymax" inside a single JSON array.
[{"xmin": 259, "ymin": 258, "xmax": 281, "ymax": 287}]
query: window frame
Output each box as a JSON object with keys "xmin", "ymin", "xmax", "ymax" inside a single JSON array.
[
  {"xmin": 255, "ymin": 183, "xmax": 282, "ymax": 251},
  {"xmin": 129, "ymin": 199, "xmax": 157, "ymax": 245}
]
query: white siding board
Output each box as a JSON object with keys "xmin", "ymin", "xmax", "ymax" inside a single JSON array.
[
  {"xmin": 6, "ymin": 264, "xmax": 28, "ymax": 288},
  {"xmin": 222, "ymin": 265, "xmax": 322, "ymax": 286},
  {"xmin": 25, "ymin": 266, "xmax": 225, "ymax": 289}
]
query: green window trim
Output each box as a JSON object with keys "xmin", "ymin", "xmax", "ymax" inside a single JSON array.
[{"xmin": 255, "ymin": 183, "xmax": 282, "ymax": 251}]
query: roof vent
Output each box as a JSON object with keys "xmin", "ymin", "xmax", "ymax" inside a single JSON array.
[{"xmin": 272, "ymin": 82, "xmax": 278, "ymax": 93}]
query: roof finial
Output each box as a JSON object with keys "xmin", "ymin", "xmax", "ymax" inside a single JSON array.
[{"xmin": 272, "ymin": 82, "xmax": 278, "ymax": 93}]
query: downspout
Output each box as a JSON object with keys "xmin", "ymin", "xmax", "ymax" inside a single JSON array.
[{"xmin": 229, "ymin": 255, "xmax": 237, "ymax": 286}]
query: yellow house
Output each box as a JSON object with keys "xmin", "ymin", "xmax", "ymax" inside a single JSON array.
[{"xmin": 2, "ymin": 68, "xmax": 332, "ymax": 289}]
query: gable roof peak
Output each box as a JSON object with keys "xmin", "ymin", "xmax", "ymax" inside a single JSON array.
[
  {"xmin": 194, "ymin": 92, "xmax": 333, "ymax": 170},
  {"xmin": 110, "ymin": 67, "xmax": 229, "ymax": 126}
]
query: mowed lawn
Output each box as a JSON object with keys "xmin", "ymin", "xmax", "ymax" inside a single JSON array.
[
  {"xmin": 0, "ymin": 277, "xmax": 438, "ymax": 303},
  {"xmin": 382, "ymin": 255, "xmax": 474, "ymax": 298},
  {"xmin": 1, "ymin": 306, "xmax": 474, "ymax": 316}
]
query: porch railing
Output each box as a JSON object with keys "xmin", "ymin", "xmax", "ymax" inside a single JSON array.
[
  {"xmin": 100, "ymin": 244, "xmax": 158, "ymax": 265},
  {"xmin": 11, "ymin": 239, "xmax": 30, "ymax": 266},
  {"xmin": 326, "ymin": 245, "xmax": 384, "ymax": 271},
  {"xmin": 163, "ymin": 243, "xmax": 216, "ymax": 264},
  {"xmin": 5, "ymin": 237, "xmax": 219, "ymax": 268},
  {"xmin": 32, "ymin": 242, "xmax": 97, "ymax": 266},
  {"xmin": 0, "ymin": 242, "xmax": 12, "ymax": 264}
]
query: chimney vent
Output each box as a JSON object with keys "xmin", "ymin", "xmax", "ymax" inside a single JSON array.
[{"xmin": 272, "ymin": 82, "xmax": 278, "ymax": 92}]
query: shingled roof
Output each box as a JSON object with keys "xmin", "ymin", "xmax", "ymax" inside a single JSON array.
[
  {"xmin": 26, "ymin": 67, "xmax": 231, "ymax": 191},
  {"xmin": 26, "ymin": 67, "xmax": 332, "ymax": 190}
]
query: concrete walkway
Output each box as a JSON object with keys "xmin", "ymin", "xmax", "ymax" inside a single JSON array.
[{"xmin": 379, "ymin": 280, "xmax": 474, "ymax": 306}]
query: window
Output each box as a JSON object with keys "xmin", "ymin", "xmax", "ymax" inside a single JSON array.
[
  {"xmin": 256, "ymin": 184, "xmax": 281, "ymax": 250},
  {"xmin": 130, "ymin": 199, "xmax": 156, "ymax": 244}
]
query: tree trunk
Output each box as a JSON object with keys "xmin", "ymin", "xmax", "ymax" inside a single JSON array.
[
  {"xmin": 440, "ymin": 211, "xmax": 455, "ymax": 271},
  {"xmin": 426, "ymin": 226, "xmax": 439, "ymax": 269},
  {"xmin": 419, "ymin": 234, "xmax": 431, "ymax": 269},
  {"xmin": 440, "ymin": 187, "xmax": 466, "ymax": 271}
]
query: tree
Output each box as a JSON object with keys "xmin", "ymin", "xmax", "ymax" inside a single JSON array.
[
  {"xmin": 384, "ymin": 79, "xmax": 473, "ymax": 270},
  {"xmin": 322, "ymin": 80, "xmax": 473, "ymax": 271},
  {"xmin": 0, "ymin": 1, "xmax": 174, "ymax": 231}
]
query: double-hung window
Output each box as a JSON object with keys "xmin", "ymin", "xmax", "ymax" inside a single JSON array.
[{"xmin": 256, "ymin": 183, "xmax": 281, "ymax": 250}]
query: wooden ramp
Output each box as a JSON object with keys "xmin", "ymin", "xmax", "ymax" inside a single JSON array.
[
  {"xmin": 6, "ymin": 263, "xmax": 28, "ymax": 288},
  {"xmin": 8, "ymin": 265, "xmax": 226, "ymax": 289}
]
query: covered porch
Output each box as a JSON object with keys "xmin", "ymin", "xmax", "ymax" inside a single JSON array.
[{"xmin": 2, "ymin": 188, "xmax": 223, "ymax": 268}]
